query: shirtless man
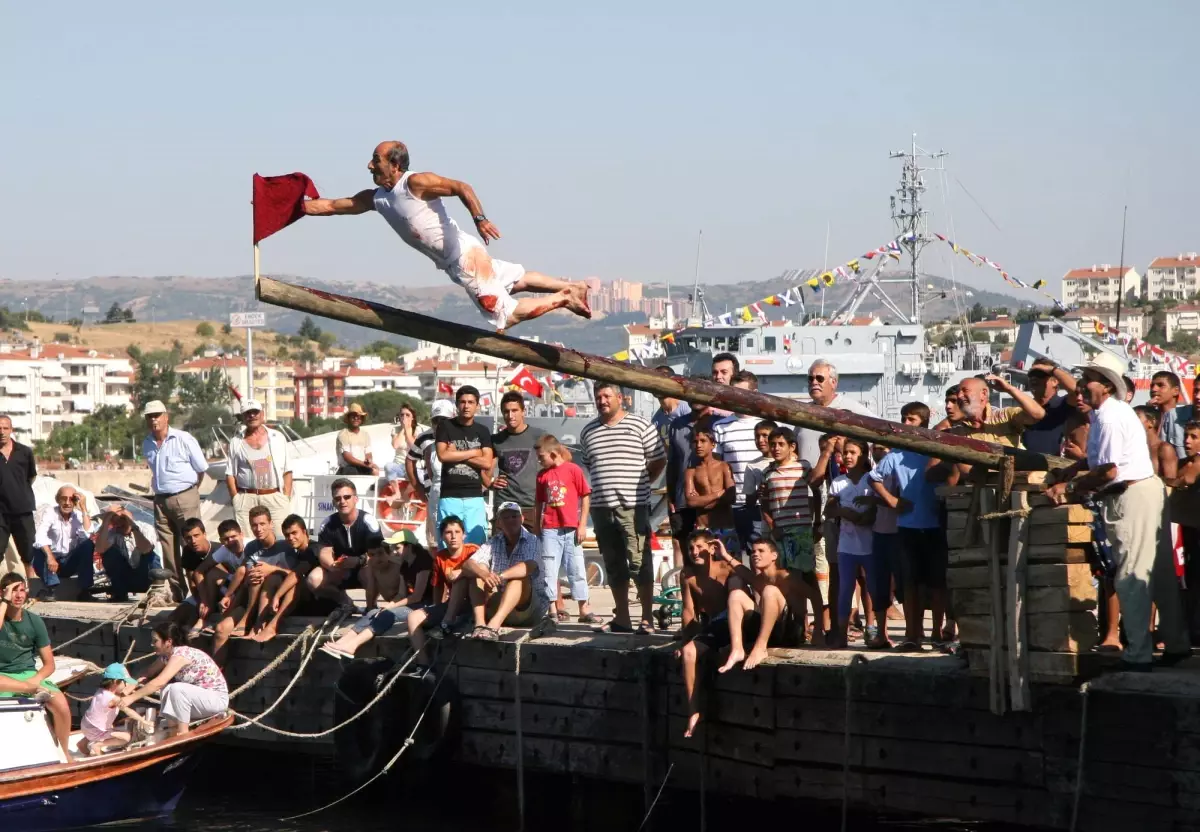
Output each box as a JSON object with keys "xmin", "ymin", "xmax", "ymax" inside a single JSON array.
[
  {"xmin": 1134, "ymin": 406, "xmax": 1179, "ymax": 479},
  {"xmin": 676, "ymin": 530, "xmax": 739, "ymax": 738},
  {"xmin": 685, "ymin": 428, "xmax": 738, "ymax": 553},
  {"xmin": 718, "ymin": 537, "xmax": 796, "ymax": 673},
  {"xmin": 301, "ymin": 141, "xmax": 592, "ymax": 331}
]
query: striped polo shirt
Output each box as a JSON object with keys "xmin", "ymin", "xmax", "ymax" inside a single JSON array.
[
  {"xmin": 763, "ymin": 460, "xmax": 813, "ymax": 532},
  {"xmin": 579, "ymin": 412, "xmax": 665, "ymax": 509},
  {"xmin": 713, "ymin": 413, "xmax": 762, "ymax": 507}
]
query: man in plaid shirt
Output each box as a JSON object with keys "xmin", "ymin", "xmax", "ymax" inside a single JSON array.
[{"xmin": 462, "ymin": 502, "xmax": 553, "ymax": 640}]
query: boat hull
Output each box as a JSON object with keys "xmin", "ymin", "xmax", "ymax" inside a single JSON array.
[
  {"xmin": 0, "ymin": 714, "xmax": 233, "ymax": 832},
  {"xmin": 0, "ymin": 749, "xmax": 200, "ymax": 832}
]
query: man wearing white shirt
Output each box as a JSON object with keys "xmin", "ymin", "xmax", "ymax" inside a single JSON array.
[
  {"xmin": 31, "ymin": 486, "xmax": 95, "ymax": 602},
  {"xmin": 1045, "ymin": 355, "xmax": 1190, "ymax": 670},
  {"xmin": 141, "ymin": 400, "xmax": 208, "ymax": 601},
  {"xmin": 224, "ymin": 400, "xmax": 294, "ymax": 538},
  {"xmin": 93, "ymin": 506, "xmax": 162, "ymax": 603}
]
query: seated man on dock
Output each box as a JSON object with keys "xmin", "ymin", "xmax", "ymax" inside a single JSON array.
[
  {"xmin": 244, "ymin": 509, "xmax": 318, "ymax": 643},
  {"xmin": 405, "ymin": 516, "xmax": 480, "ymax": 663},
  {"xmin": 718, "ymin": 536, "xmax": 795, "ymax": 673},
  {"xmin": 459, "ymin": 502, "xmax": 552, "ymax": 641},
  {"xmin": 306, "ymin": 478, "xmax": 385, "ymax": 616},
  {"xmin": 92, "ymin": 505, "xmax": 161, "ymax": 603},
  {"xmin": 675, "ymin": 529, "xmax": 740, "ymax": 738},
  {"xmin": 169, "ymin": 519, "xmax": 244, "ymax": 634}
]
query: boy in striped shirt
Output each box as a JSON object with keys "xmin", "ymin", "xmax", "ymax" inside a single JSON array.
[{"xmin": 760, "ymin": 426, "xmax": 824, "ymax": 642}]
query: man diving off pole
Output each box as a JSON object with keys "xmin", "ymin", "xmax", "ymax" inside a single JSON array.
[{"xmin": 301, "ymin": 141, "xmax": 592, "ymax": 331}]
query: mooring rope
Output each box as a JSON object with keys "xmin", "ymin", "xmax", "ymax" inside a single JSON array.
[
  {"xmin": 52, "ymin": 600, "xmax": 142, "ymax": 653},
  {"xmin": 225, "ymin": 622, "xmax": 331, "ymax": 732},
  {"xmin": 229, "ymin": 647, "xmax": 422, "ymax": 738},
  {"xmin": 636, "ymin": 763, "xmax": 675, "ymax": 832},
  {"xmin": 841, "ymin": 653, "xmax": 868, "ymax": 832},
  {"xmin": 226, "ymin": 624, "xmax": 318, "ymax": 700},
  {"xmin": 514, "ymin": 632, "xmax": 532, "ymax": 832},
  {"xmin": 279, "ymin": 642, "xmax": 461, "ymax": 822},
  {"xmin": 1068, "ymin": 681, "xmax": 1092, "ymax": 832}
]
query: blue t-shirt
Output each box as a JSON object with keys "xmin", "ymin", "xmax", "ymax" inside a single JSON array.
[{"xmin": 868, "ymin": 449, "xmax": 940, "ymax": 530}]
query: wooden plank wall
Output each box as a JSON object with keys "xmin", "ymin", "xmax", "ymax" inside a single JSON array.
[{"xmin": 42, "ymin": 614, "xmax": 1200, "ymax": 830}]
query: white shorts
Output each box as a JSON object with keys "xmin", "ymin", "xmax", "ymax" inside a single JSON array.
[
  {"xmin": 160, "ymin": 682, "xmax": 228, "ymax": 726},
  {"xmin": 444, "ymin": 247, "xmax": 525, "ymax": 330}
]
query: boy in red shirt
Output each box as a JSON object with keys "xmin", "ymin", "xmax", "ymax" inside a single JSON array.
[{"xmin": 533, "ymin": 435, "xmax": 599, "ymax": 624}]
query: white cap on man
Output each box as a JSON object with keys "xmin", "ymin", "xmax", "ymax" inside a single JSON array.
[
  {"xmin": 240, "ymin": 400, "xmax": 263, "ymax": 415},
  {"xmin": 431, "ymin": 400, "xmax": 456, "ymax": 420},
  {"xmin": 141, "ymin": 400, "xmax": 167, "ymax": 416}
]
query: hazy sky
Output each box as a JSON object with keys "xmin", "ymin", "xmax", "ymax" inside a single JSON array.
[{"xmin": 4, "ymin": 2, "xmax": 1196, "ymax": 300}]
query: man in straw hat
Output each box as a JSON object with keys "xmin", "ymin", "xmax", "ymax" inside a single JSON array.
[
  {"xmin": 336, "ymin": 402, "xmax": 378, "ymax": 476},
  {"xmin": 1045, "ymin": 352, "xmax": 1191, "ymax": 671}
]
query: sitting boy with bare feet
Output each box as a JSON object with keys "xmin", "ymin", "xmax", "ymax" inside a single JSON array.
[
  {"xmin": 179, "ymin": 520, "xmax": 247, "ymax": 637},
  {"xmin": 323, "ymin": 529, "xmax": 433, "ymax": 659},
  {"xmin": 244, "ymin": 512, "xmax": 320, "ymax": 644},
  {"xmin": 675, "ymin": 529, "xmax": 738, "ymax": 738},
  {"xmin": 686, "ymin": 427, "xmax": 739, "ymax": 555},
  {"xmin": 718, "ymin": 537, "xmax": 802, "ymax": 673}
]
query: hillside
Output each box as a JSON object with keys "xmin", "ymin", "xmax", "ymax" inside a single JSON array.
[{"xmin": 0, "ymin": 272, "xmax": 1035, "ymax": 358}]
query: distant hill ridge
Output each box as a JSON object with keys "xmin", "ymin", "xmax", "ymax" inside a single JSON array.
[{"xmin": 0, "ymin": 274, "xmax": 1033, "ymax": 356}]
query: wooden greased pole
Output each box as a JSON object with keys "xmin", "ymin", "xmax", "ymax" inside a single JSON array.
[{"xmin": 256, "ymin": 275, "xmax": 1068, "ymax": 473}]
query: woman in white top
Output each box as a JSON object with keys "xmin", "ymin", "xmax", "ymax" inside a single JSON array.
[
  {"xmin": 825, "ymin": 439, "xmax": 877, "ymax": 649},
  {"xmin": 387, "ymin": 404, "xmax": 423, "ymax": 482}
]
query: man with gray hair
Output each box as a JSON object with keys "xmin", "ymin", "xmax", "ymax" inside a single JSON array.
[
  {"xmin": 302, "ymin": 141, "xmax": 592, "ymax": 331},
  {"xmin": 798, "ymin": 359, "xmax": 873, "ymax": 630}
]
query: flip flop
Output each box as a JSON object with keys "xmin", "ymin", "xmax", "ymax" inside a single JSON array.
[
  {"xmin": 578, "ymin": 613, "xmax": 602, "ymax": 625},
  {"xmin": 896, "ymin": 640, "xmax": 923, "ymax": 652},
  {"xmin": 636, "ymin": 623, "xmax": 654, "ymax": 636},
  {"xmin": 1093, "ymin": 644, "xmax": 1122, "ymax": 654},
  {"xmin": 592, "ymin": 621, "xmax": 635, "ymax": 634},
  {"xmin": 319, "ymin": 644, "xmax": 353, "ymax": 660}
]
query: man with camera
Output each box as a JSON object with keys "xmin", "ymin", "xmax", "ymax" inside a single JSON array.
[
  {"xmin": 31, "ymin": 486, "xmax": 96, "ymax": 602},
  {"xmin": 93, "ymin": 506, "xmax": 162, "ymax": 603}
]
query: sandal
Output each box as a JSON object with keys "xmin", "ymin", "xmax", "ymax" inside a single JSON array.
[
  {"xmin": 319, "ymin": 644, "xmax": 353, "ymax": 660},
  {"xmin": 636, "ymin": 623, "xmax": 653, "ymax": 636},
  {"xmin": 556, "ymin": 608, "xmax": 571, "ymax": 622},
  {"xmin": 592, "ymin": 621, "xmax": 635, "ymax": 634},
  {"xmin": 578, "ymin": 613, "xmax": 602, "ymax": 625}
]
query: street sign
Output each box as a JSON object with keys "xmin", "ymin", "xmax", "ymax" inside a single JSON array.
[{"xmin": 230, "ymin": 312, "xmax": 266, "ymax": 328}]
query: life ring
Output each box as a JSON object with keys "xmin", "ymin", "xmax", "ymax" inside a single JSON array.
[{"xmin": 332, "ymin": 657, "xmax": 459, "ymax": 784}]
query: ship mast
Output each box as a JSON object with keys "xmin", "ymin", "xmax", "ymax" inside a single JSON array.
[{"xmin": 886, "ymin": 135, "xmax": 947, "ymax": 322}]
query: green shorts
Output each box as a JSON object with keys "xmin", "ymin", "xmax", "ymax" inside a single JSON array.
[
  {"xmin": 775, "ymin": 526, "xmax": 814, "ymax": 573},
  {"xmin": 591, "ymin": 504, "xmax": 653, "ymax": 586},
  {"xmin": 0, "ymin": 670, "xmax": 60, "ymax": 698}
]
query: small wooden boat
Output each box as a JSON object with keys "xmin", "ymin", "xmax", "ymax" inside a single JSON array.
[{"xmin": 0, "ymin": 696, "xmax": 232, "ymax": 832}]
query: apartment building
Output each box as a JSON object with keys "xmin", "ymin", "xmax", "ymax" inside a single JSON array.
[
  {"xmin": 1061, "ymin": 265, "xmax": 1140, "ymax": 307},
  {"xmin": 1165, "ymin": 305, "xmax": 1200, "ymax": 343},
  {"xmin": 407, "ymin": 358, "xmax": 513, "ymax": 402},
  {"xmin": 967, "ymin": 317, "xmax": 1019, "ymax": 344},
  {"xmin": 294, "ymin": 365, "xmax": 347, "ymax": 424},
  {"xmin": 344, "ymin": 355, "xmax": 422, "ymax": 398},
  {"xmin": 0, "ymin": 343, "xmax": 134, "ymax": 442},
  {"xmin": 1062, "ymin": 308, "xmax": 1150, "ymax": 340},
  {"xmin": 1145, "ymin": 253, "xmax": 1200, "ymax": 301},
  {"xmin": 175, "ymin": 357, "xmax": 296, "ymax": 423}
]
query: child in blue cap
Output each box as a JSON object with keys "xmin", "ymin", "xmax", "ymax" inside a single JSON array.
[{"xmin": 80, "ymin": 663, "xmax": 150, "ymax": 756}]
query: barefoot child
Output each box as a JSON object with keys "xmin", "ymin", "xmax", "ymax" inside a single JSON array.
[
  {"xmin": 760, "ymin": 427, "xmax": 823, "ymax": 642},
  {"xmin": 686, "ymin": 428, "xmax": 739, "ymax": 554},
  {"xmin": 718, "ymin": 537, "xmax": 797, "ymax": 673},
  {"xmin": 675, "ymin": 530, "xmax": 739, "ymax": 738},
  {"xmin": 533, "ymin": 435, "xmax": 597, "ymax": 623},
  {"xmin": 826, "ymin": 438, "xmax": 876, "ymax": 648},
  {"xmin": 323, "ymin": 529, "xmax": 433, "ymax": 659},
  {"xmin": 80, "ymin": 663, "xmax": 152, "ymax": 756}
]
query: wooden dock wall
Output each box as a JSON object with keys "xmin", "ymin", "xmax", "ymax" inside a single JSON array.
[{"xmin": 40, "ymin": 613, "xmax": 1200, "ymax": 831}]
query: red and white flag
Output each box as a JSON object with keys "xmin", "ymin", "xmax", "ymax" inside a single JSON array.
[
  {"xmin": 437, "ymin": 381, "xmax": 454, "ymax": 396},
  {"xmin": 508, "ymin": 366, "xmax": 544, "ymax": 397}
]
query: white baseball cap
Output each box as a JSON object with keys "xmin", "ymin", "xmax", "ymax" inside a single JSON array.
[
  {"xmin": 240, "ymin": 400, "xmax": 263, "ymax": 415},
  {"xmin": 141, "ymin": 400, "xmax": 167, "ymax": 416},
  {"xmin": 431, "ymin": 400, "xmax": 457, "ymax": 420}
]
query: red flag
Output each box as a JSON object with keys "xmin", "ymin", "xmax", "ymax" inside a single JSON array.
[
  {"xmin": 437, "ymin": 381, "xmax": 454, "ymax": 395},
  {"xmin": 508, "ymin": 367, "xmax": 544, "ymax": 397},
  {"xmin": 253, "ymin": 173, "xmax": 320, "ymax": 244}
]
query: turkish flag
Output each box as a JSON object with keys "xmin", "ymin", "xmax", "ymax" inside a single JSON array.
[
  {"xmin": 437, "ymin": 381, "xmax": 454, "ymax": 395},
  {"xmin": 253, "ymin": 173, "xmax": 320, "ymax": 244},
  {"xmin": 508, "ymin": 367, "xmax": 544, "ymax": 398}
]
